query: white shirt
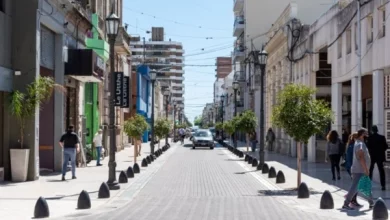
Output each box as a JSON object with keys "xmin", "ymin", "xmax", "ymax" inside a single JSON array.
[{"xmin": 93, "ymin": 133, "xmax": 103, "ymax": 146}]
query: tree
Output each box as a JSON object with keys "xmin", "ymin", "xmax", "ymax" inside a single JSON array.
[
  {"xmin": 223, "ymin": 121, "xmax": 236, "ymax": 145},
  {"xmin": 272, "ymin": 84, "xmax": 333, "ymax": 187},
  {"xmin": 124, "ymin": 114, "xmax": 149, "ymax": 162},
  {"xmin": 235, "ymin": 110, "xmax": 258, "ymax": 152},
  {"xmin": 194, "ymin": 116, "xmax": 202, "ymax": 126},
  {"xmin": 215, "ymin": 122, "xmax": 223, "ymax": 131},
  {"xmin": 154, "ymin": 118, "xmax": 171, "ymax": 149}
]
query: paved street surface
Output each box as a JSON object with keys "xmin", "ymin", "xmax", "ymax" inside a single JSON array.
[
  {"xmin": 78, "ymin": 140, "xmax": 375, "ymax": 220},
  {"xmin": 0, "ymin": 140, "xmax": 170, "ymax": 220}
]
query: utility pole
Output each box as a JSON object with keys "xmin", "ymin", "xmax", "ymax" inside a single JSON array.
[{"xmin": 357, "ymin": 0, "xmax": 362, "ymax": 129}]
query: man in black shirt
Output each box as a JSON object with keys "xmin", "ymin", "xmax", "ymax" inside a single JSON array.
[
  {"xmin": 367, "ymin": 125, "xmax": 388, "ymax": 190},
  {"xmin": 59, "ymin": 125, "xmax": 80, "ymax": 181}
]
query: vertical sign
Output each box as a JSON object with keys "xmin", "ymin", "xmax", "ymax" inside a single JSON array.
[
  {"xmin": 122, "ymin": 76, "xmax": 130, "ymax": 108},
  {"xmin": 114, "ymin": 72, "xmax": 123, "ymax": 106}
]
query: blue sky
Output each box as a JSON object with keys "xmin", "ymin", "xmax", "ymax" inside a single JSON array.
[{"xmin": 123, "ymin": 0, "xmax": 234, "ymax": 123}]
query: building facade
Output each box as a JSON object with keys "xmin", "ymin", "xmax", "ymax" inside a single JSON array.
[{"xmin": 216, "ymin": 57, "xmax": 232, "ymax": 79}]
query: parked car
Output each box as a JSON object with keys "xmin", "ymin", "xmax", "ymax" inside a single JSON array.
[{"xmin": 192, "ymin": 129, "xmax": 214, "ymax": 150}]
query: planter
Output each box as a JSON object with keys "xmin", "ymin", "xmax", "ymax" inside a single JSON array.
[{"xmin": 10, "ymin": 149, "xmax": 30, "ymax": 182}]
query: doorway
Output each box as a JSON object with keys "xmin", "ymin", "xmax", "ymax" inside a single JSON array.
[{"xmin": 0, "ymin": 92, "xmax": 3, "ymax": 168}]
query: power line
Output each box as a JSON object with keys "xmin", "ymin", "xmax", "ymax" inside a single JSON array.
[{"xmin": 123, "ymin": 7, "xmax": 230, "ymax": 31}]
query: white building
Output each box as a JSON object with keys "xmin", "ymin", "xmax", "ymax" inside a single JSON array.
[{"xmin": 130, "ymin": 27, "xmax": 185, "ymax": 109}]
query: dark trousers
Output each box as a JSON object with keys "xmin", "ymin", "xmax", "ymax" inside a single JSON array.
[
  {"xmin": 329, "ymin": 154, "xmax": 341, "ymax": 178},
  {"xmin": 369, "ymin": 159, "xmax": 386, "ymax": 187}
]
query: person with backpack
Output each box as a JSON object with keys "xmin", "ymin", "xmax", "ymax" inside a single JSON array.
[
  {"xmin": 266, "ymin": 128, "xmax": 275, "ymax": 151},
  {"xmin": 59, "ymin": 125, "xmax": 80, "ymax": 181}
]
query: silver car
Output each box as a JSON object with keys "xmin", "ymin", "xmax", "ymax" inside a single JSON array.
[{"xmin": 192, "ymin": 129, "xmax": 215, "ymax": 149}]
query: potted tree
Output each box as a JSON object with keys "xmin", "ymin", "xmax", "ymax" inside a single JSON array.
[
  {"xmin": 123, "ymin": 114, "xmax": 149, "ymax": 163},
  {"xmin": 9, "ymin": 76, "xmax": 62, "ymax": 182},
  {"xmin": 235, "ymin": 110, "xmax": 258, "ymax": 152},
  {"xmin": 154, "ymin": 118, "xmax": 171, "ymax": 150},
  {"xmin": 223, "ymin": 121, "xmax": 236, "ymax": 146}
]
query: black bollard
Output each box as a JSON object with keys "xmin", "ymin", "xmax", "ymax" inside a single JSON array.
[
  {"xmin": 141, "ymin": 158, "xmax": 148, "ymax": 167},
  {"xmin": 268, "ymin": 167, "xmax": 276, "ymax": 178},
  {"xmin": 257, "ymin": 163, "xmax": 263, "ymax": 171},
  {"xmin": 126, "ymin": 166, "xmax": 134, "ymax": 178},
  {"xmin": 133, "ymin": 163, "xmax": 140, "ymax": 173},
  {"xmin": 146, "ymin": 156, "xmax": 151, "ymax": 164},
  {"xmin": 262, "ymin": 163, "xmax": 269, "ymax": 174},
  {"xmin": 276, "ymin": 171, "xmax": 285, "ymax": 183},
  {"xmin": 297, "ymin": 182, "xmax": 310, "ymax": 199},
  {"xmin": 118, "ymin": 171, "xmax": 128, "ymax": 183},
  {"xmin": 248, "ymin": 156, "xmax": 253, "ymax": 164},
  {"xmin": 77, "ymin": 190, "xmax": 91, "ymax": 209},
  {"xmin": 34, "ymin": 197, "xmax": 50, "ymax": 218},
  {"xmin": 373, "ymin": 197, "xmax": 389, "ymax": 220},
  {"xmin": 252, "ymin": 158, "xmax": 258, "ymax": 167},
  {"xmin": 239, "ymin": 152, "xmax": 244, "ymax": 158},
  {"xmin": 98, "ymin": 182, "xmax": 110, "ymax": 198},
  {"xmin": 244, "ymin": 155, "xmax": 249, "ymax": 161},
  {"xmin": 320, "ymin": 190, "xmax": 334, "ymax": 209}
]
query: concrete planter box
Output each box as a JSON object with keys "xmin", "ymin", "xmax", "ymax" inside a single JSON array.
[{"xmin": 10, "ymin": 149, "xmax": 30, "ymax": 182}]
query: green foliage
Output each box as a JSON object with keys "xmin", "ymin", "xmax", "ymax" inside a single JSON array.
[
  {"xmin": 208, "ymin": 122, "xmax": 214, "ymax": 128},
  {"xmin": 215, "ymin": 122, "xmax": 224, "ymax": 130},
  {"xmin": 272, "ymin": 84, "xmax": 333, "ymax": 143},
  {"xmin": 187, "ymin": 121, "xmax": 193, "ymax": 127},
  {"xmin": 154, "ymin": 118, "xmax": 171, "ymax": 140},
  {"xmin": 124, "ymin": 114, "xmax": 149, "ymax": 139},
  {"xmin": 9, "ymin": 76, "xmax": 63, "ymax": 148},
  {"xmin": 176, "ymin": 124, "xmax": 187, "ymax": 129},
  {"xmin": 194, "ymin": 116, "xmax": 202, "ymax": 126},
  {"xmin": 223, "ymin": 121, "xmax": 236, "ymax": 136},
  {"xmin": 235, "ymin": 110, "xmax": 258, "ymax": 134}
]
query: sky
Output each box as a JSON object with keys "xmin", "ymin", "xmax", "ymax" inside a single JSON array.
[{"xmin": 122, "ymin": 0, "xmax": 234, "ymax": 123}]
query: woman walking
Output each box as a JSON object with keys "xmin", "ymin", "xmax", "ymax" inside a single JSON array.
[
  {"xmin": 326, "ymin": 130, "xmax": 343, "ymax": 180},
  {"xmin": 345, "ymin": 132, "xmax": 361, "ymax": 206}
]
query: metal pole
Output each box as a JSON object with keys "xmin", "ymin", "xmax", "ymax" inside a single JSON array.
[
  {"xmin": 221, "ymin": 100, "xmax": 224, "ymax": 139},
  {"xmin": 150, "ymin": 80, "xmax": 155, "ymax": 154},
  {"xmin": 357, "ymin": 0, "xmax": 362, "ymax": 128},
  {"xmin": 259, "ymin": 65, "xmax": 265, "ymax": 167},
  {"xmin": 234, "ymin": 89, "xmax": 237, "ymax": 148},
  {"xmin": 165, "ymin": 95, "xmax": 168, "ymax": 145},
  {"xmin": 107, "ymin": 37, "xmax": 119, "ymax": 190},
  {"xmin": 173, "ymin": 105, "xmax": 176, "ymax": 142}
]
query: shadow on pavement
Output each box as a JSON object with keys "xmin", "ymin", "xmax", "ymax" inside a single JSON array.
[
  {"xmin": 45, "ymin": 190, "xmax": 99, "ymax": 200},
  {"xmin": 257, "ymin": 188, "xmax": 323, "ymax": 196},
  {"xmin": 234, "ymin": 170, "xmax": 258, "ymax": 174}
]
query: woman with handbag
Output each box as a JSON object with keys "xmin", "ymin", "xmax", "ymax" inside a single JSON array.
[{"xmin": 326, "ymin": 130, "xmax": 343, "ymax": 180}]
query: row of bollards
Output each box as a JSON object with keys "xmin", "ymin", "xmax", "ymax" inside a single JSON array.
[{"xmin": 34, "ymin": 143, "xmax": 172, "ymax": 218}]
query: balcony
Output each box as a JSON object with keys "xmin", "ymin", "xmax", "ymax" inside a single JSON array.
[
  {"xmin": 234, "ymin": 71, "xmax": 245, "ymax": 82},
  {"xmin": 233, "ymin": 16, "xmax": 245, "ymax": 36},
  {"xmin": 171, "ymin": 82, "xmax": 184, "ymax": 87},
  {"xmin": 172, "ymin": 89, "xmax": 184, "ymax": 94},
  {"xmin": 171, "ymin": 76, "xmax": 185, "ymax": 80},
  {"xmin": 170, "ymin": 69, "xmax": 184, "ymax": 74},
  {"xmin": 232, "ymin": 45, "xmax": 245, "ymax": 62},
  {"xmin": 233, "ymin": 0, "xmax": 244, "ymax": 12},
  {"xmin": 114, "ymin": 27, "xmax": 131, "ymax": 55}
]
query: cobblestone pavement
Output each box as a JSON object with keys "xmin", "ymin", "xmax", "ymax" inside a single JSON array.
[
  {"xmin": 79, "ymin": 140, "xmax": 373, "ymax": 220},
  {"xmin": 0, "ymin": 140, "xmax": 172, "ymax": 220}
]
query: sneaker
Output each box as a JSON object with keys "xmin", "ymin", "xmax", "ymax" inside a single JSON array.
[
  {"xmin": 369, "ymin": 203, "xmax": 374, "ymax": 209},
  {"xmin": 61, "ymin": 176, "xmax": 65, "ymax": 181},
  {"xmin": 342, "ymin": 204, "xmax": 354, "ymax": 211},
  {"xmin": 351, "ymin": 201, "xmax": 363, "ymax": 207},
  {"xmin": 97, "ymin": 164, "xmax": 102, "ymax": 166},
  {"xmin": 72, "ymin": 176, "xmax": 77, "ymax": 179}
]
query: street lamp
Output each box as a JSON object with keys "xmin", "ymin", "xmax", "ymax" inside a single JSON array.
[
  {"xmin": 257, "ymin": 49, "xmax": 268, "ymax": 167},
  {"xmin": 177, "ymin": 107, "xmax": 181, "ymax": 125},
  {"xmin": 173, "ymin": 101, "xmax": 177, "ymax": 142},
  {"xmin": 105, "ymin": 12, "xmax": 120, "ymax": 190},
  {"xmin": 232, "ymin": 81, "xmax": 239, "ymax": 148},
  {"xmin": 163, "ymin": 89, "xmax": 170, "ymax": 145},
  {"xmin": 220, "ymin": 94, "xmax": 225, "ymax": 139},
  {"xmin": 150, "ymin": 71, "xmax": 157, "ymax": 154}
]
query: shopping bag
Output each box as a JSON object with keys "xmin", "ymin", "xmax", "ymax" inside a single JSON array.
[{"xmin": 357, "ymin": 175, "xmax": 372, "ymax": 197}]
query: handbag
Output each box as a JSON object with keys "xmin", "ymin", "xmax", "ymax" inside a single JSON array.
[{"xmin": 358, "ymin": 175, "xmax": 372, "ymax": 197}]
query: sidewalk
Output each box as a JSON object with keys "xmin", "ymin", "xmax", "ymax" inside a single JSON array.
[
  {"xmin": 0, "ymin": 139, "xmax": 174, "ymax": 219},
  {"xmin": 222, "ymin": 140, "xmax": 390, "ymax": 216}
]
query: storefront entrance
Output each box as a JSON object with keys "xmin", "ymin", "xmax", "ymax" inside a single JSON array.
[{"xmin": 0, "ymin": 92, "xmax": 3, "ymax": 169}]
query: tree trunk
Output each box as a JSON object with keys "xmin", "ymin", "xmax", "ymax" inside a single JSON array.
[
  {"xmin": 246, "ymin": 133, "xmax": 249, "ymax": 152},
  {"xmin": 134, "ymin": 138, "xmax": 137, "ymax": 163},
  {"xmin": 297, "ymin": 142, "xmax": 302, "ymax": 188}
]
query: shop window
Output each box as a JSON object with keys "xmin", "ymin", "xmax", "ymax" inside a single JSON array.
[{"xmin": 367, "ymin": 15, "xmax": 374, "ymax": 44}]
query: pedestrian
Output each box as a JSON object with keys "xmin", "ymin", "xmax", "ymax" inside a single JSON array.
[
  {"xmin": 342, "ymin": 128, "xmax": 374, "ymax": 210},
  {"xmin": 93, "ymin": 129, "xmax": 103, "ymax": 166},
  {"xmin": 250, "ymin": 131, "xmax": 257, "ymax": 152},
  {"xmin": 326, "ymin": 130, "xmax": 343, "ymax": 180},
  {"xmin": 344, "ymin": 132, "xmax": 361, "ymax": 206},
  {"xmin": 367, "ymin": 125, "xmax": 388, "ymax": 190},
  {"xmin": 59, "ymin": 125, "xmax": 80, "ymax": 181},
  {"xmin": 266, "ymin": 128, "xmax": 275, "ymax": 151}
]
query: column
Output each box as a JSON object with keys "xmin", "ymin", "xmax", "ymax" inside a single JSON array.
[
  {"xmin": 331, "ymin": 83, "xmax": 342, "ymax": 134},
  {"xmin": 351, "ymin": 77, "xmax": 358, "ymax": 132},
  {"xmin": 307, "ymin": 136, "xmax": 316, "ymax": 162},
  {"xmin": 373, "ymin": 70, "xmax": 385, "ymax": 134}
]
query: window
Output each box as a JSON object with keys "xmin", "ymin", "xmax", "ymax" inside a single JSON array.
[
  {"xmin": 346, "ymin": 28, "xmax": 352, "ymax": 54},
  {"xmin": 367, "ymin": 15, "xmax": 374, "ymax": 44},
  {"xmin": 337, "ymin": 38, "xmax": 342, "ymax": 59},
  {"xmin": 355, "ymin": 22, "xmax": 358, "ymax": 50},
  {"xmin": 379, "ymin": 8, "xmax": 386, "ymax": 38}
]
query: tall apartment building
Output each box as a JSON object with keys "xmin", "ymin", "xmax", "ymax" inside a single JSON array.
[
  {"xmin": 215, "ymin": 57, "xmax": 232, "ymax": 79},
  {"xmin": 130, "ymin": 27, "xmax": 185, "ymax": 109}
]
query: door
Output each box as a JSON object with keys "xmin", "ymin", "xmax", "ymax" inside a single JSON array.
[
  {"xmin": 0, "ymin": 92, "xmax": 3, "ymax": 168},
  {"xmin": 39, "ymin": 67, "xmax": 55, "ymax": 170}
]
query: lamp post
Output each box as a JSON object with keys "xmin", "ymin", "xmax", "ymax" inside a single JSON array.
[
  {"xmin": 220, "ymin": 94, "xmax": 225, "ymax": 139},
  {"xmin": 232, "ymin": 81, "xmax": 239, "ymax": 148},
  {"xmin": 177, "ymin": 107, "xmax": 181, "ymax": 125},
  {"xmin": 173, "ymin": 101, "xmax": 177, "ymax": 142},
  {"xmin": 256, "ymin": 50, "xmax": 268, "ymax": 167},
  {"xmin": 150, "ymin": 71, "xmax": 157, "ymax": 154},
  {"xmin": 163, "ymin": 89, "xmax": 170, "ymax": 145},
  {"xmin": 105, "ymin": 12, "xmax": 120, "ymax": 190}
]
